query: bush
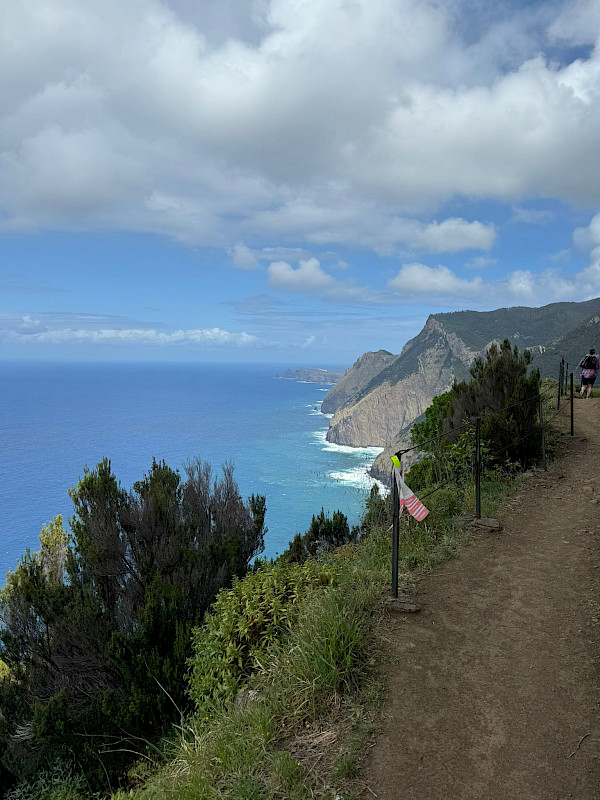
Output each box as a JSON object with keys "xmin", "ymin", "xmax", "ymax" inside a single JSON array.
[
  {"xmin": 283, "ymin": 509, "xmax": 359, "ymax": 564},
  {"xmin": 0, "ymin": 458, "xmax": 266, "ymax": 789},
  {"xmin": 188, "ymin": 559, "xmax": 339, "ymax": 710},
  {"xmin": 4, "ymin": 761, "xmax": 86, "ymax": 800},
  {"xmin": 361, "ymin": 485, "xmax": 393, "ymax": 534}
]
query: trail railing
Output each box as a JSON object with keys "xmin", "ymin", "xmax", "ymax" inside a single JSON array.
[{"xmin": 389, "ymin": 362, "xmax": 575, "ymax": 597}]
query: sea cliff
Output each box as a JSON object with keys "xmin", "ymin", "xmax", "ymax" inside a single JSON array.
[{"xmin": 322, "ymin": 298, "xmax": 600, "ymax": 484}]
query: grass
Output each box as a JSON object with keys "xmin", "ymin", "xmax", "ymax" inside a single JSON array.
[
  {"xmin": 7, "ymin": 439, "xmax": 549, "ymax": 800},
  {"xmin": 105, "ymin": 465, "xmax": 526, "ymax": 800}
]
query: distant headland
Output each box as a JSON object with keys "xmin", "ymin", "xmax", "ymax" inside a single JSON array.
[{"xmin": 279, "ymin": 367, "xmax": 345, "ymax": 384}]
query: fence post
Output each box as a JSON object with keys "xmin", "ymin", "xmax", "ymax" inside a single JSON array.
[
  {"xmin": 570, "ymin": 372, "xmax": 574, "ymax": 436},
  {"xmin": 475, "ymin": 417, "xmax": 481, "ymax": 519},
  {"xmin": 538, "ymin": 394, "xmax": 547, "ymax": 470},
  {"xmin": 565, "ymin": 362, "xmax": 569, "ymax": 395},
  {"xmin": 391, "ymin": 464, "xmax": 399, "ymax": 598},
  {"xmin": 557, "ymin": 361, "xmax": 563, "ymax": 410}
]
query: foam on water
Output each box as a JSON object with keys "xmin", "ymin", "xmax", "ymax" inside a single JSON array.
[
  {"xmin": 329, "ymin": 466, "xmax": 387, "ymax": 493},
  {"xmin": 311, "ymin": 429, "xmax": 384, "ymax": 458}
]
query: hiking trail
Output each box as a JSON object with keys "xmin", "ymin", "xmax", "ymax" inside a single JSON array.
[{"xmin": 361, "ymin": 397, "xmax": 600, "ymax": 799}]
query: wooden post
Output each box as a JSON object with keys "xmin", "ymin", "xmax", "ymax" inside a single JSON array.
[
  {"xmin": 539, "ymin": 394, "xmax": 546, "ymax": 470},
  {"xmin": 570, "ymin": 373, "xmax": 574, "ymax": 437},
  {"xmin": 475, "ymin": 418, "xmax": 481, "ymax": 519},
  {"xmin": 557, "ymin": 362, "xmax": 562, "ymax": 410},
  {"xmin": 391, "ymin": 465, "xmax": 399, "ymax": 598}
]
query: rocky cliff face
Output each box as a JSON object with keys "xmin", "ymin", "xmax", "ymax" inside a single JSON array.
[
  {"xmin": 369, "ymin": 422, "xmax": 423, "ymax": 485},
  {"xmin": 320, "ymin": 350, "xmax": 396, "ymax": 414},
  {"xmin": 325, "ymin": 317, "xmax": 476, "ymax": 447},
  {"xmin": 322, "ymin": 297, "xmax": 600, "ymax": 486}
]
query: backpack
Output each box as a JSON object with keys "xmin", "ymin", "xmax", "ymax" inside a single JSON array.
[{"xmin": 582, "ymin": 354, "xmax": 597, "ymax": 370}]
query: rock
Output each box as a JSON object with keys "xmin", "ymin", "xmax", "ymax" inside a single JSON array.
[
  {"xmin": 385, "ymin": 595, "xmax": 421, "ymax": 614},
  {"xmin": 324, "ymin": 300, "xmax": 600, "ymax": 454},
  {"xmin": 326, "ymin": 318, "xmax": 474, "ymax": 448},
  {"xmin": 469, "ymin": 517, "xmax": 503, "ymax": 532},
  {"xmin": 321, "ymin": 350, "xmax": 397, "ymax": 415},
  {"xmin": 454, "ymin": 514, "xmax": 476, "ymax": 527}
]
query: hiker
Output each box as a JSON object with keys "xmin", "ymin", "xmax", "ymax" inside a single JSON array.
[{"xmin": 578, "ymin": 348, "xmax": 600, "ymax": 398}]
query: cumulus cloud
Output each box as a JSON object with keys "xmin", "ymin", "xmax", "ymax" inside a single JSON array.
[
  {"xmin": 390, "ymin": 218, "xmax": 496, "ymax": 253},
  {"xmin": 0, "ymin": 315, "xmax": 257, "ymax": 347},
  {"xmin": 573, "ymin": 211, "xmax": 600, "ymax": 251},
  {"xmin": 268, "ymin": 258, "xmax": 336, "ymax": 292},
  {"xmin": 230, "ymin": 242, "xmax": 259, "ymax": 270},
  {"xmin": 3, "ymin": 0, "xmax": 600, "ymax": 251},
  {"xmin": 387, "ymin": 250, "xmax": 600, "ymax": 308},
  {"xmin": 548, "ymin": 0, "xmax": 600, "ymax": 46},
  {"xmin": 389, "ymin": 263, "xmax": 484, "ymax": 297},
  {"xmin": 266, "ymin": 257, "xmax": 396, "ymax": 304}
]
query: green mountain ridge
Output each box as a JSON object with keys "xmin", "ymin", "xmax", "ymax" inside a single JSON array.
[{"xmin": 322, "ymin": 297, "xmax": 600, "ymax": 483}]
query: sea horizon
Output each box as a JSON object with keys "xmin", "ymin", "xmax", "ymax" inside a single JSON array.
[{"xmin": 0, "ymin": 360, "xmax": 384, "ymax": 582}]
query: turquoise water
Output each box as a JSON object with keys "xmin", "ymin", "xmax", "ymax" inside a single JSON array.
[{"xmin": 0, "ymin": 361, "xmax": 383, "ymax": 579}]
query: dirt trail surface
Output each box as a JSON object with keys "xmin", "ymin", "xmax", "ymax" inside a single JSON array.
[{"xmin": 362, "ymin": 398, "xmax": 600, "ymax": 800}]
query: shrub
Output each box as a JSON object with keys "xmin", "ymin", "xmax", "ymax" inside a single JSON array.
[
  {"xmin": 4, "ymin": 761, "xmax": 86, "ymax": 800},
  {"xmin": 0, "ymin": 458, "xmax": 266, "ymax": 789},
  {"xmin": 283, "ymin": 509, "xmax": 359, "ymax": 564},
  {"xmin": 188, "ymin": 559, "xmax": 339, "ymax": 710}
]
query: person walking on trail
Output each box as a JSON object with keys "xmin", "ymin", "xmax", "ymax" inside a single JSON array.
[{"xmin": 579, "ymin": 348, "xmax": 600, "ymax": 398}]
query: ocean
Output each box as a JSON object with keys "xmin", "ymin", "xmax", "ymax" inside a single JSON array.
[{"xmin": 0, "ymin": 361, "xmax": 383, "ymax": 582}]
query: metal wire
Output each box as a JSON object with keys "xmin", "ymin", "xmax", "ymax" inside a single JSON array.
[{"xmin": 398, "ymin": 387, "xmax": 553, "ymax": 458}]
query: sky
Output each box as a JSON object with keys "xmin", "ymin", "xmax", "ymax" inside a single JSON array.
[{"xmin": 3, "ymin": 0, "xmax": 600, "ymax": 365}]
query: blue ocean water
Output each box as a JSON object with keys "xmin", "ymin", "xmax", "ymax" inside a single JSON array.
[{"xmin": 0, "ymin": 362, "xmax": 383, "ymax": 582}]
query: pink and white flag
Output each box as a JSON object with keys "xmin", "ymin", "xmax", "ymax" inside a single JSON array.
[{"xmin": 393, "ymin": 467, "xmax": 429, "ymax": 521}]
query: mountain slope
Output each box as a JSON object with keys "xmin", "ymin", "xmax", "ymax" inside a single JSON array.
[
  {"xmin": 324, "ymin": 297, "xmax": 600, "ymax": 462},
  {"xmin": 320, "ymin": 350, "xmax": 396, "ymax": 415}
]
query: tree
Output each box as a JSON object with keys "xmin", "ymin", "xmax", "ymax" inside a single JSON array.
[
  {"xmin": 448, "ymin": 339, "xmax": 541, "ymax": 468},
  {"xmin": 406, "ymin": 341, "xmax": 542, "ymax": 491},
  {"xmin": 285, "ymin": 509, "xmax": 358, "ymax": 564},
  {"xmin": 0, "ymin": 457, "xmax": 266, "ymax": 789}
]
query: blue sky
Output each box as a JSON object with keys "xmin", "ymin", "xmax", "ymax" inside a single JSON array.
[{"xmin": 3, "ymin": 0, "xmax": 600, "ymax": 365}]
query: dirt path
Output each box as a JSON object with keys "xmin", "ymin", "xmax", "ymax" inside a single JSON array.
[{"xmin": 362, "ymin": 398, "xmax": 600, "ymax": 800}]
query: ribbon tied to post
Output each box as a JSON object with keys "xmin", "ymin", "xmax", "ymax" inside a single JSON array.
[{"xmin": 391, "ymin": 455, "xmax": 429, "ymax": 521}]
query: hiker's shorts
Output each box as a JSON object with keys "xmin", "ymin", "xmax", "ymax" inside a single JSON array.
[{"xmin": 582, "ymin": 374, "xmax": 597, "ymax": 386}]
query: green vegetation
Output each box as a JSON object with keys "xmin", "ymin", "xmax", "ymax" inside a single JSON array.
[
  {"xmin": 188, "ymin": 559, "xmax": 340, "ymax": 709},
  {"xmin": 284, "ymin": 509, "xmax": 360, "ymax": 565},
  {"xmin": 406, "ymin": 340, "xmax": 542, "ymax": 496},
  {"xmin": 0, "ymin": 344, "xmax": 562, "ymax": 799},
  {"xmin": 0, "ymin": 458, "xmax": 265, "ymax": 791}
]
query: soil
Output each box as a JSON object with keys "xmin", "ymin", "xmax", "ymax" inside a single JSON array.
[{"xmin": 361, "ymin": 397, "xmax": 600, "ymax": 799}]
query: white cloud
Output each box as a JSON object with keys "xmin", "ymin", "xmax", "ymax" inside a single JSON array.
[
  {"xmin": 0, "ymin": 317, "xmax": 258, "ymax": 347},
  {"xmin": 268, "ymin": 257, "xmax": 335, "ymax": 291},
  {"xmin": 465, "ymin": 256, "xmax": 496, "ymax": 270},
  {"xmin": 390, "ymin": 218, "xmax": 496, "ymax": 253},
  {"xmin": 2, "ymin": 0, "xmax": 600, "ymax": 251},
  {"xmin": 548, "ymin": 0, "xmax": 600, "ymax": 46},
  {"xmin": 389, "ymin": 263, "xmax": 484, "ymax": 297},
  {"xmin": 550, "ymin": 248, "xmax": 572, "ymax": 262},
  {"xmin": 573, "ymin": 211, "xmax": 600, "ymax": 251},
  {"xmin": 510, "ymin": 206, "xmax": 556, "ymax": 225},
  {"xmin": 387, "ymin": 249, "xmax": 600, "ymax": 308},
  {"xmin": 230, "ymin": 242, "xmax": 259, "ymax": 270},
  {"xmin": 507, "ymin": 270, "xmax": 536, "ymax": 299},
  {"xmin": 266, "ymin": 256, "xmax": 396, "ymax": 304}
]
